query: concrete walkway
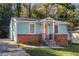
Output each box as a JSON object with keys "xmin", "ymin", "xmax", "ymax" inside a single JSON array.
[{"xmin": 0, "ymin": 40, "xmax": 30, "ymax": 56}]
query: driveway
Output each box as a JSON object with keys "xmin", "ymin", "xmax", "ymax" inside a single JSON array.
[{"xmin": 0, "ymin": 39, "xmax": 30, "ymax": 56}]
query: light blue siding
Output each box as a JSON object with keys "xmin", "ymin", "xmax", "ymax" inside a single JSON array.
[
  {"xmin": 36, "ymin": 23, "xmax": 41, "ymax": 34},
  {"xmin": 17, "ymin": 23, "xmax": 29, "ymax": 34},
  {"xmin": 17, "ymin": 22, "xmax": 41, "ymax": 34},
  {"xmin": 58, "ymin": 24, "xmax": 68, "ymax": 34},
  {"xmin": 17, "ymin": 22, "xmax": 68, "ymax": 34},
  {"xmin": 49, "ymin": 24, "xmax": 53, "ymax": 34}
]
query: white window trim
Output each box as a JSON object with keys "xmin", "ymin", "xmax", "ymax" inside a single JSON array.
[
  {"xmin": 54, "ymin": 24, "xmax": 68, "ymax": 35},
  {"xmin": 29, "ymin": 23, "xmax": 36, "ymax": 34},
  {"xmin": 54, "ymin": 23, "xmax": 59, "ymax": 34},
  {"xmin": 48, "ymin": 23, "xmax": 49, "ymax": 35},
  {"xmin": 48, "ymin": 22, "xmax": 53, "ymax": 34}
]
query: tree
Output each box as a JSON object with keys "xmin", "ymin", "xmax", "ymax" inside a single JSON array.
[
  {"xmin": 32, "ymin": 4, "xmax": 45, "ymax": 18},
  {"xmin": 32, "ymin": 3, "xmax": 50, "ymax": 18},
  {"xmin": 50, "ymin": 3, "xmax": 77, "ymax": 25},
  {"xmin": 28, "ymin": 3, "xmax": 31, "ymax": 18},
  {"xmin": 43, "ymin": 3, "xmax": 50, "ymax": 17},
  {"xmin": 0, "ymin": 4, "xmax": 12, "ymax": 38},
  {"xmin": 0, "ymin": 3, "xmax": 77, "ymax": 38},
  {"xmin": 16, "ymin": 3, "xmax": 28, "ymax": 17}
]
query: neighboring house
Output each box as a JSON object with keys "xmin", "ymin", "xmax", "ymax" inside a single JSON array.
[
  {"xmin": 10, "ymin": 17, "xmax": 69, "ymax": 46},
  {"xmin": 71, "ymin": 19, "xmax": 79, "ymax": 44},
  {"xmin": 72, "ymin": 28, "xmax": 79, "ymax": 44}
]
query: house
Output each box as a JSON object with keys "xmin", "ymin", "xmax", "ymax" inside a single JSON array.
[
  {"xmin": 9, "ymin": 17, "xmax": 69, "ymax": 46},
  {"xmin": 71, "ymin": 18, "xmax": 79, "ymax": 44}
]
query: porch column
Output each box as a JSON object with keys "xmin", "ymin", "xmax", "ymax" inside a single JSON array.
[
  {"xmin": 10, "ymin": 20, "xmax": 12, "ymax": 40},
  {"xmin": 52, "ymin": 20, "xmax": 55, "ymax": 40},
  {"xmin": 14, "ymin": 22, "xmax": 17, "ymax": 42},
  {"xmin": 43, "ymin": 21, "xmax": 45, "ymax": 40}
]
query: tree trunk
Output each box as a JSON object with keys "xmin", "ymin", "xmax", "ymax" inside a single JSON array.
[{"xmin": 28, "ymin": 3, "xmax": 31, "ymax": 18}]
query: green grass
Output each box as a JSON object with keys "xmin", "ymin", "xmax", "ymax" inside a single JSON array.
[{"xmin": 23, "ymin": 45, "xmax": 79, "ymax": 56}]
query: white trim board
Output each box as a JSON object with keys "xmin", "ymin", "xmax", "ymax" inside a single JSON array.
[{"xmin": 28, "ymin": 23, "xmax": 36, "ymax": 34}]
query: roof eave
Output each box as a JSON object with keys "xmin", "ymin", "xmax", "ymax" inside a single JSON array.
[
  {"xmin": 16, "ymin": 21, "xmax": 37, "ymax": 23},
  {"xmin": 56, "ymin": 21, "xmax": 68, "ymax": 24}
]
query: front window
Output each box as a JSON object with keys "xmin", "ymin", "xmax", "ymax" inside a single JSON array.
[
  {"xmin": 29, "ymin": 24, "xmax": 35, "ymax": 33},
  {"xmin": 54, "ymin": 25, "xmax": 58, "ymax": 33}
]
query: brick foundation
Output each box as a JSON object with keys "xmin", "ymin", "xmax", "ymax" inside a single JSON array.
[
  {"xmin": 17, "ymin": 34, "xmax": 41, "ymax": 44},
  {"xmin": 49, "ymin": 34, "xmax": 68, "ymax": 46},
  {"xmin": 17, "ymin": 34, "xmax": 68, "ymax": 46}
]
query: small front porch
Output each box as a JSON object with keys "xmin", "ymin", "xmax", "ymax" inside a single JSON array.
[
  {"xmin": 41, "ymin": 18, "xmax": 57, "ymax": 47},
  {"xmin": 40, "ymin": 18, "xmax": 68, "ymax": 47}
]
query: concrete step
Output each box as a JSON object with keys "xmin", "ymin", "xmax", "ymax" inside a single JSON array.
[
  {"xmin": 0, "ymin": 39, "xmax": 16, "ymax": 45},
  {"xmin": 46, "ymin": 39, "xmax": 58, "ymax": 46}
]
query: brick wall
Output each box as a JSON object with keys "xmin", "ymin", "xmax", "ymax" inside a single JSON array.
[
  {"xmin": 49, "ymin": 34, "xmax": 68, "ymax": 46},
  {"xmin": 17, "ymin": 34, "xmax": 41, "ymax": 44},
  {"xmin": 17, "ymin": 34, "xmax": 68, "ymax": 46}
]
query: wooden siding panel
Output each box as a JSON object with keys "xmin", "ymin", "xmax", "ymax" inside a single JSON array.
[
  {"xmin": 59, "ymin": 24, "xmax": 68, "ymax": 34},
  {"xmin": 49, "ymin": 24, "xmax": 53, "ymax": 34},
  {"xmin": 17, "ymin": 23, "xmax": 29, "ymax": 34},
  {"xmin": 17, "ymin": 22, "xmax": 42, "ymax": 34},
  {"xmin": 36, "ymin": 23, "xmax": 41, "ymax": 34}
]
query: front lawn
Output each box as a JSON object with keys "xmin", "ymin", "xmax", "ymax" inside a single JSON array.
[{"xmin": 23, "ymin": 46, "xmax": 79, "ymax": 56}]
